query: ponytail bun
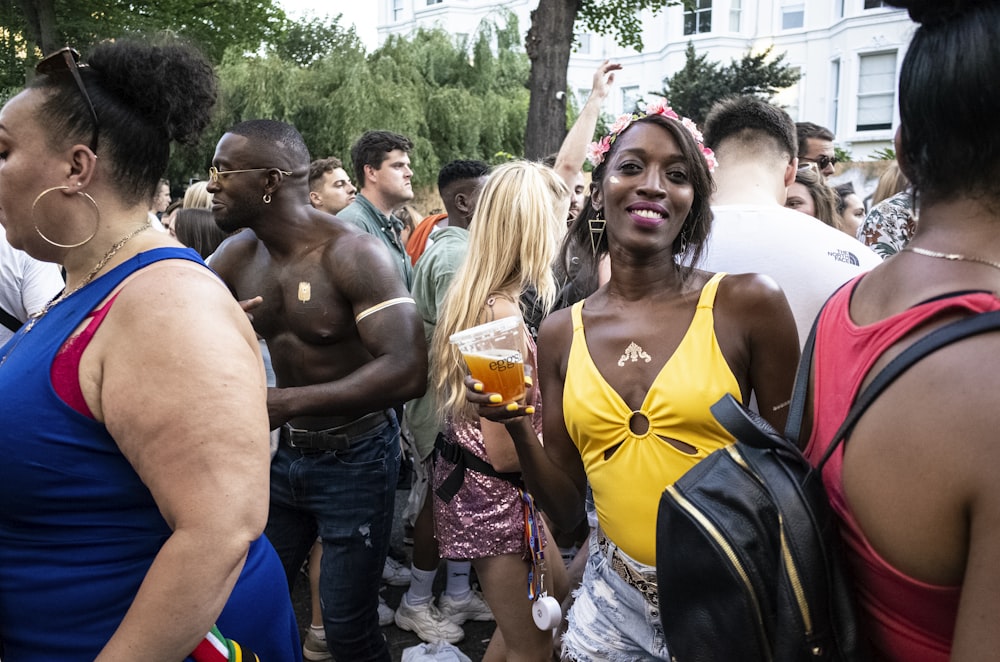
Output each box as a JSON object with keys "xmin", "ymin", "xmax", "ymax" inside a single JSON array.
[{"xmin": 86, "ymin": 38, "xmax": 216, "ymax": 146}]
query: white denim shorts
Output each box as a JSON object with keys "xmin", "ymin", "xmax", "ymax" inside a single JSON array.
[{"xmin": 561, "ymin": 530, "xmax": 671, "ymax": 662}]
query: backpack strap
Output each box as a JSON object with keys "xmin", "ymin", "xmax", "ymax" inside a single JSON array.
[
  {"xmin": 815, "ymin": 309, "xmax": 1000, "ymax": 469},
  {"xmin": 0, "ymin": 305, "xmax": 23, "ymax": 334},
  {"xmin": 433, "ymin": 432, "xmax": 524, "ymax": 502}
]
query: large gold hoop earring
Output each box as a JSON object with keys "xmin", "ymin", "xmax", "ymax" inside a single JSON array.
[{"xmin": 32, "ymin": 186, "xmax": 100, "ymax": 248}]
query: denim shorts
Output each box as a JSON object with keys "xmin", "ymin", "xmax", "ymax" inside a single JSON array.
[{"xmin": 561, "ymin": 530, "xmax": 671, "ymax": 661}]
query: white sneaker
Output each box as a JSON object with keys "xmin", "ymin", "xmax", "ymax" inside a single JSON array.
[
  {"xmin": 302, "ymin": 628, "xmax": 334, "ymax": 661},
  {"xmin": 378, "ymin": 595, "xmax": 395, "ymax": 627},
  {"xmin": 439, "ymin": 590, "xmax": 495, "ymax": 624},
  {"xmin": 393, "ymin": 594, "xmax": 465, "ymax": 643},
  {"xmin": 382, "ymin": 556, "xmax": 412, "ymax": 586}
]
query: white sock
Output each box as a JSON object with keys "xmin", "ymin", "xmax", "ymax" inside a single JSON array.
[
  {"xmin": 309, "ymin": 624, "xmax": 326, "ymax": 640},
  {"xmin": 445, "ymin": 560, "xmax": 472, "ymax": 600},
  {"xmin": 406, "ymin": 565, "xmax": 437, "ymax": 606}
]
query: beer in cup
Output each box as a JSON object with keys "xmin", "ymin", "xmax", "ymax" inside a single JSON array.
[{"xmin": 449, "ymin": 316, "xmax": 526, "ymax": 405}]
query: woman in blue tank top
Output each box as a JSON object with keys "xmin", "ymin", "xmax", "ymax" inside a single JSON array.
[{"xmin": 0, "ymin": 39, "xmax": 300, "ymax": 661}]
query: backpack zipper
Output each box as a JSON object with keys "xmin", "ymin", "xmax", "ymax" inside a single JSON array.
[
  {"xmin": 664, "ymin": 483, "xmax": 773, "ymax": 662},
  {"xmin": 725, "ymin": 445, "xmax": 815, "ymax": 640}
]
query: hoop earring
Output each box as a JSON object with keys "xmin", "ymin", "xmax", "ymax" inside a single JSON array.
[
  {"xmin": 263, "ymin": 193, "xmax": 272, "ymax": 204},
  {"xmin": 32, "ymin": 186, "xmax": 99, "ymax": 248},
  {"xmin": 589, "ymin": 217, "xmax": 606, "ymax": 256}
]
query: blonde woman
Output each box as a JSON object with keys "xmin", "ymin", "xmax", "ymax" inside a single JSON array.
[{"xmin": 430, "ymin": 160, "xmax": 570, "ymax": 661}]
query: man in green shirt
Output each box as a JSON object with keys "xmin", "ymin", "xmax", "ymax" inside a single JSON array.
[{"xmin": 338, "ymin": 131, "xmax": 416, "ymax": 289}]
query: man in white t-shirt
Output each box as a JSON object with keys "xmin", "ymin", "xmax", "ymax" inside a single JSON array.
[
  {"xmin": 697, "ymin": 96, "xmax": 881, "ymax": 346},
  {"xmin": 0, "ymin": 225, "xmax": 65, "ymax": 345}
]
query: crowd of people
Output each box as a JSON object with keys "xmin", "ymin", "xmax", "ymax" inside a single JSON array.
[{"xmin": 0, "ymin": 0, "xmax": 995, "ymax": 660}]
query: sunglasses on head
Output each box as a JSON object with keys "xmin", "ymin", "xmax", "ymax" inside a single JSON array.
[
  {"xmin": 800, "ymin": 154, "xmax": 838, "ymax": 170},
  {"xmin": 35, "ymin": 47, "xmax": 99, "ymax": 153}
]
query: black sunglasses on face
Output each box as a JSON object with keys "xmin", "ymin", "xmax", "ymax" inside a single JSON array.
[
  {"xmin": 35, "ymin": 47, "xmax": 99, "ymax": 153},
  {"xmin": 801, "ymin": 154, "xmax": 838, "ymax": 170}
]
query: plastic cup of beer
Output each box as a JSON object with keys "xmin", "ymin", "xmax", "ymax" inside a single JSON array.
[{"xmin": 449, "ymin": 316, "xmax": 526, "ymax": 405}]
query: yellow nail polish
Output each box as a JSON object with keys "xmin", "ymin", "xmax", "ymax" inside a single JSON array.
[
  {"xmin": 506, "ymin": 403, "xmax": 519, "ymax": 412},
  {"xmin": 524, "ymin": 375, "xmax": 533, "ymax": 387},
  {"xmin": 524, "ymin": 406, "xmax": 535, "ymax": 415},
  {"xmin": 489, "ymin": 394, "xmax": 502, "ymax": 404},
  {"xmin": 474, "ymin": 383, "xmax": 483, "ymax": 392}
]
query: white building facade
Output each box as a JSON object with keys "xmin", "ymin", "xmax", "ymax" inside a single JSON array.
[{"xmin": 377, "ymin": 0, "xmax": 915, "ymax": 160}]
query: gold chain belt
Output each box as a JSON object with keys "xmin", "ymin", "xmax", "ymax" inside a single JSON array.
[{"xmin": 597, "ymin": 530, "xmax": 659, "ymax": 608}]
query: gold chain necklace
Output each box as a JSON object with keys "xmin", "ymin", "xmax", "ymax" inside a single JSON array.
[
  {"xmin": 901, "ymin": 246, "xmax": 1000, "ymax": 271},
  {"xmin": 24, "ymin": 222, "xmax": 151, "ymax": 332},
  {"xmin": 0, "ymin": 222, "xmax": 150, "ymax": 370}
]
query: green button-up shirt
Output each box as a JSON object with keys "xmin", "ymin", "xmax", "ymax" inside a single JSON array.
[{"xmin": 337, "ymin": 193, "xmax": 413, "ymax": 290}]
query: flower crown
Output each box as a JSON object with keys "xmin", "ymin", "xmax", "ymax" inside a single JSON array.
[{"xmin": 586, "ymin": 98, "xmax": 718, "ymax": 172}]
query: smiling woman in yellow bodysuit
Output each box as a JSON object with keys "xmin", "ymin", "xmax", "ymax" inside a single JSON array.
[{"xmin": 466, "ymin": 106, "xmax": 799, "ymax": 660}]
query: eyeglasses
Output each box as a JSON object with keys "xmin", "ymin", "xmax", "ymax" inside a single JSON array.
[
  {"xmin": 800, "ymin": 155, "xmax": 838, "ymax": 170},
  {"xmin": 208, "ymin": 166, "xmax": 292, "ymax": 184},
  {"xmin": 35, "ymin": 47, "xmax": 99, "ymax": 153}
]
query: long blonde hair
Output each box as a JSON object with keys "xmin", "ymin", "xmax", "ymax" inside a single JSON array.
[{"xmin": 431, "ymin": 160, "xmax": 569, "ymax": 421}]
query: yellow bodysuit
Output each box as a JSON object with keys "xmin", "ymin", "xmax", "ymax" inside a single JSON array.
[{"xmin": 564, "ymin": 272, "xmax": 741, "ymax": 565}]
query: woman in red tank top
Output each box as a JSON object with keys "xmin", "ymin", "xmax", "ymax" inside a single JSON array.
[{"xmin": 802, "ymin": 2, "xmax": 1000, "ymax": 660}]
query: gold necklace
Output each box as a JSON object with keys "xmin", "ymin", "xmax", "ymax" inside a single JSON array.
[
  {"xmin": 901, "ymin": 246, "xmax": 1000, "ymax": 271},
  {"xmin": 0, "ymin": 222, "xmax": 150, "ymax": 370}
]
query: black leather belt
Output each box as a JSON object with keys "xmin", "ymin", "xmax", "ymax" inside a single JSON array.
[{"xmin": 280, "ymin": 410, "xmax": 391, "ymax": 452}]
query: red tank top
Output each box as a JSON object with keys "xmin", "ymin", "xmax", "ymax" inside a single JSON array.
[
  {"xmin": 804, "ymin": 276, "xmax": 1000, "ymax": 661},
  {"xmin": 49, "ymin": 293, "xmax": 120, "ymax": 418}
]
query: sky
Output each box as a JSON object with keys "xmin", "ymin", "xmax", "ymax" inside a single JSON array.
[{"xmin": 278, "ymin": 0, "xmax": 379, "ymax": 51}]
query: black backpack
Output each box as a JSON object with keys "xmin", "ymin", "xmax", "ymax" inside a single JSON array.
[{"xmin": 656, "ymin": 309, "xmax": 1000, "ymax": 661}]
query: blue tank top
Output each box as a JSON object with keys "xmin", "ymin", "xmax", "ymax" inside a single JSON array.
[{"xmin": 0, "ymin": 248, "xmax": 300, "ymax": 661}]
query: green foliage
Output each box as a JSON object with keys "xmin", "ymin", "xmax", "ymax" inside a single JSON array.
[
  {"xmin": 869, "ymin": 147, "xmax": 896, "ymax": 161},
  {"xmin": 576, "ymin": 0, "xmax": 682, "ymax": 51},
  {"xmin": 165, "ymin": 14, "xmax": 532, "ymax": 195},
  {"xmin": 267, "ymin": 13, "xmax": 364, "ymax": 67},
  {"xmin": 834, "ymin": 146, "xmax": 853, "ymax": 164},
  {"xmin": 657, "ymin": 42, "xmax": 802, "ymax": 124}
]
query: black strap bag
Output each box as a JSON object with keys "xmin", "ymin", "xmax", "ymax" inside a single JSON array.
[{"xmin": 655, "ymin": 309, "xmax": 1000, "ymax": 661}]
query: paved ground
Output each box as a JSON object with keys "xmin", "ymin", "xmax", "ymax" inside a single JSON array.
[{"xmin": 290, "ymin": 487, "xmax": 494, "ymax": 661}]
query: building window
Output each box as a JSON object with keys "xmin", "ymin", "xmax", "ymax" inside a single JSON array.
[
  {"xmin": 427, "ymin": 0, "xmax": 443, "ymax": 4},
  {"xmin": 856, "ymin": 52, "xmax": 896, "ymax": 131},
  {"xmin": 729, "ymin": 0, "xmax": 742, "ymax": 32},
  {"xmin": 392, "ymin": 0, "xmax": 404, "ymax": 21},
  {"xmin": 576, "ymin": 33, "xmax": 591, "ymax": 55},
  {"xmin": 684, "ymin": 0, "xmax": 712, "ymax": 35},
  {"xmin": 781, "ymin": 3, "xmax": 804, "ymax": 29},
  {"xmin": 864, "ymin": 0, "xmax": 885, "ymax": 8},
  {"xmin": 837, "ymin": 0, "xmax": 846, "ymax": 18},
  {"xmin": 831, "ymin": 58, "xmax": 841, "ymax": 132},
  {"xmin": 622, "ymin": 86, "xmax": 641, "ymax": 114}
]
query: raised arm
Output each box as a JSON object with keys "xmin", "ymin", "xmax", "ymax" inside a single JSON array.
[{"xmin": 553, "ymin": 60, "xmax": 621, "ymax": 188}]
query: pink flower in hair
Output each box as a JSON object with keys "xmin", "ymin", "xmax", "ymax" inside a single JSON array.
[
  {"xmin": 586, "ymin": 98, "xmax": 717, "ymax": 172},
  {"xmin": 609, "ymin": 113, "xmax": 634, "ymax": 135}
]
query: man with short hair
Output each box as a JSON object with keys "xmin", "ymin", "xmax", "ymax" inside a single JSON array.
[
  {"xmin": 397, "ymin": 160, "xmax": 493, "ymax": 644},
  {"xmin": 337, "ymin": 130, "xmax": 415, "ymax": 288},
  {"xmin": 700, "ymin": 97, "xmax": 880, "ymax": 345},
  {"xmin": 207, "ymin": 119, "xmax": 427, "ymax": 662},
  {"xmin": 796, "ymin": 121, "xmax": 838, "ymax": 177},
  {"xmin": 308, "ymin": 156, "xmax": 357, "ymax": 215}
]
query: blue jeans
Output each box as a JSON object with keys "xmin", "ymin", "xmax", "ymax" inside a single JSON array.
[{"xmin": 265, "ymin": 411, "xmax": 400, "ymax": 662}]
